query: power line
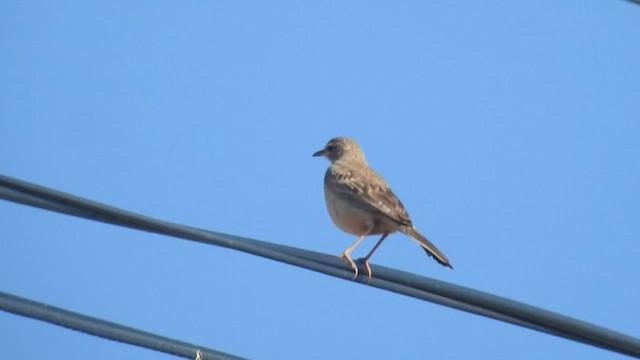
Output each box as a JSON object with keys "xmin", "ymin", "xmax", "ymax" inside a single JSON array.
[
  {"xmin": 0, "ymin": 291, "xmax": 246, "ymax": 360},
  {"xmin": 1, "ymin": 174, "xmax": 639, "ymax": 358}
]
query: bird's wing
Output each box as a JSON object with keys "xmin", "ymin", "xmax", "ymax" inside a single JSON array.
[{"xmin": 327, "ymin": 165, "xmax": 413, "ymax": 227}]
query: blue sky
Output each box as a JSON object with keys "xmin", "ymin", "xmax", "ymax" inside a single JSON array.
[{"xmin": 1, "ymin": 2, "xmax": 639, "ymax": 359}]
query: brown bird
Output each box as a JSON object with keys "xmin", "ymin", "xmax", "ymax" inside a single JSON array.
[{"xmin": 313, "ymin": 137, "xmax": 452, "ymax": 280}]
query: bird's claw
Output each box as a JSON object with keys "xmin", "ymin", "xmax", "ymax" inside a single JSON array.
[
  {"xmin": 357, "ymin": 258, "xmax": 373, "ymax": 283},
  {"xmin": 339, "ymin": 253, "xmax": 359, "ymax": 280}
]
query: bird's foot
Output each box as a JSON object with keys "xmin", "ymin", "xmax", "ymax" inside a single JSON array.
[
  {"xmin": 356, "ymin": 258, "xmax": 373, "ymax": 283},
  {"xmin": 339, "ymin": 252, "xmax": 359, "ymax": 280}
]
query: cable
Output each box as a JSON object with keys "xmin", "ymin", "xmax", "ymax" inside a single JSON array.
[
  {"xmin": 0, "ymin": 291, "xmax": 246, "ymax": 360},
  {"xmin": 1, "ymin": 174, "xmax": 639, "ymax": 358}
]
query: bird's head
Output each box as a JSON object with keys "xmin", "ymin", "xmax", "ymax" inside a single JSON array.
[{"xmin": 313, "ymin": 137, "xmax": 366, "ymax": 164}]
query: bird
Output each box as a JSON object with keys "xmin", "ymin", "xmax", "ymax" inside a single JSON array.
[{"xmin": 313, "ymin": 137, "xmax": 452, "ymax": 281}]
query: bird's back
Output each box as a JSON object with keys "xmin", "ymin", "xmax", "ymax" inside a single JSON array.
[{"xmin": 326, "ymin": 161, "xmax": 413, "ymax": 230}]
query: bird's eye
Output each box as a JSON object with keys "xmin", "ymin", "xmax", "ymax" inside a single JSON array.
[{"xmin": 326, "ymin": 145, "xmax": 335, "ymax": 152}]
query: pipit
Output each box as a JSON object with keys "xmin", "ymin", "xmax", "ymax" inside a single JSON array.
[{"xmin": 313, "ymin": 137, "xmax": 452, "ymax": 280}]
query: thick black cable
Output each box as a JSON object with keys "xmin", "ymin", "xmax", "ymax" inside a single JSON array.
[
  {"xmin": 0, "ymin": 291, "xmax": 246, "ymax": 360},
  {"xmin": 1, "ymin": 174, "xmax": 639, "ymax": 358}
]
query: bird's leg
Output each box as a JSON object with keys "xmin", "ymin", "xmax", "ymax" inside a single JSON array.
[
  {"xmin": 358, "ymin": 233, "xmax": 389, "ymax": 282},
  {"xmin": 339, "ymin": 234, "xmax": 367, "ymax": 279}
]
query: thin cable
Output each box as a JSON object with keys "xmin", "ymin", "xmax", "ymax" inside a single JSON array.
[
  {"xmin": 1, "ymin": 174, "xmax": 639, "ymax": 358},
  {"xmin": 0, "ymin": 291, "xmax": 246, "ymax": 360}
]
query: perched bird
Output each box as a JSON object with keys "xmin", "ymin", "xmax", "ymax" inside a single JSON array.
[{"xmin": 313, "ymin": 137, "xmax": 452, "ymax": 280}]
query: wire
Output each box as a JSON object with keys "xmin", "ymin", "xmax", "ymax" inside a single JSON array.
[
  {"xmin": 0, "ymin": 291, "xmax": 246, "ymax": 360},
  {"xmin": 1, "ymin": 174, "xmax": 639, "ymax": 358}
]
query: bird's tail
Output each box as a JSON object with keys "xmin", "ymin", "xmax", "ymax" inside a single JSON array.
[{"xmin": 401, "ymin": 226, "xmax": 453, "ymax": 269}]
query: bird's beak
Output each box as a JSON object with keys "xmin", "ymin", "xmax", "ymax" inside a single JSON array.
[{"xmin": 312, "ymin": 149, "xmax": 326, "ymax": 157}]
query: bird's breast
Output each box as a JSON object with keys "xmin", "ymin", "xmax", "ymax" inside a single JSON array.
[{"xmin": 324, "ymin": 187, "xmax": 374, "ymax": 235}]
